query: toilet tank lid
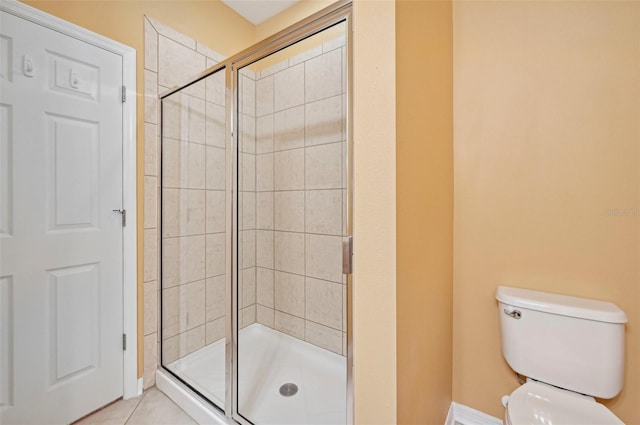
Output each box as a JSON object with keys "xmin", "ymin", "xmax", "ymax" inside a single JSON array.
[{"xmin": 496, "ymin": 286, "xmax": 627, "ymax": 324}]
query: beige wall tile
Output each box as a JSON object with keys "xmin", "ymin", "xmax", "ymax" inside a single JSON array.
[
  {"xmin": 206, "ymin": 275, "xmax": 225, "ymax": 322},
  {"xmin": 185, "ymin": 235, "xmax": 207, "ymax": 283},
  {"xmin": 185, "ymin": 325, "xmax": 206, "ymax": 355},
  {"xmin": 274, "ymin": 231, "xmax": 304, "ymax": 275},
  {"xmin": 162, "ymin": 95, "xmax": 187, "ymax": 142},
  {"xmin": 305, "ymin": 142, "xmax": 342, "ymax": 190},
  {"xmin": 323, "ymin": 35, "xmax": 346, "ymax": 53},
  {"xmin": 185, "ymin": 80, "xmax": 206, "ymax": 100},
  {"xmin": 274, "ymin": 148, "xmax": 304, "ymax": 190},
  {"xmin": 256, "ymin": 305, "xmax": 274, "ymax": 328},
  {"xmin": 256, "ymin": 154, "xmax": 274, "ymax": 192},
  {"xmin": 275, "ymin": 271, "xmax": 305, "ymax": 317},
  {"xmin": 160, "ymin": 137, "xmax": 183, "ymax": 188},
  {"xmin": 240, "ymin": 230, "xmax": 256, "ymax": 269},
  {"xmin": 186, "ymin": 142, "xmax": 206, "ymax": 189},
  {"xmin": 144, "ymin": 123, "xmax": 158, "ymax": 176},
  {"xmin": 305, "ymin": 320, "xmax": 342, "ymax": 355},
  {"xmin": 162, "ymin": 188, "xmax": 181, "ymax": 237},
  {"xmin": 274, "ymin": 311, "xmax": 304, "ymax": 339},
  {"xmin": 305, "ymin": 49, "xmax": 342, "ymax": 103},
  {"xmin": 274, "ymin": 191, "xmax": 304, "ymax": 232},
  {"xmin": 258, "ymin": 60, "xmax": 288, "ymax": 79},
  {"xmin": 147, "ymin": 17, "xmax": 196, "ymax": 50},
  {"xmin": 242, "ymin": 192, "xmax": 256, "ymax": 230},
  {"xmin": 206, "ymin": 190, "xmax": 225, "ymax": 234},
  {"xmin": 240, "ymin": 74, "xmax": 255, "ymax": 118},
  {"xmin": 184, "ymin": 189, "xmax": 205, "ymax": 235},
  {"xmin": 144, "ymin": 229, "xmax": 158, "ymax": 283},
  {"xmin": 196, "ymin": 42, "xmax": 225, "ymax": 63},
  {"xmin": 144, "ymin": 70, "xmax": 158, "ymax": 124},
  {"xmin": 240, "ymin": 153, "xmax": 255, "ymax": 192},
  {"xmin": 162, "ymin": 280, "xmax": 205, "ymax": 338},
  {"xmin": 256, "ymin": 115, "xmax": 274, "ymax": 154},
  {"xmin": 205, "ymin": 102, "xmax": 225, "ymax": 148},
  {"xmin": 162, "ymin": 333, "xmax": 179, "ymax": 365},
  {"xmin": 256, "ymin": 267, "xmax": 274, "ymax": 308},
  {"xmin": 144, "ymin": 176, "xmax": 157, "ymax": 229},
  {"xmin": 240, "ymin": 305, "xmax": 256, "ymax": 329},
  {"xmin": 206, "ymin": 233, "xmax": 226, "ymax": 277},
  {"xmin": 206, "ymin": 317, "xmax": 225, "ymax": 345},
  {"xmin": 274, "ymin": 105, "xmax": 304, "ymax": 151},
  {"xmin": 205, "ymin": 70, "xmax": 225, "ymax": 108},
  {"xmin": 187, "ymin": 97, "xmax": 206, "ymax": 145},
  {"xmin": 305, "ymin": 277, "xmax": 342, "ymax": 330},
  {"xmin": 144, "ymin": 19, "xmax": 158, "ymax": 72},
  {"xmin": 158, "ymin": 36, "xmax": 205, "ymax": 89},
  {"xmin": 256, "ymin": 192, "xmax": 273, "ymax": 230},
  {"xmin": 305, "ymin": 95, "xmax": 343, "ymax": 147},
  {"xmin": 144, "ymin": 280, "xmax": 158, "ymax": 336},
  {"xmin": 305, "ymin": 189, "xmax": 342, "ymax": 235},
  {"xmin": 241, "ymin": 113, "xmax": 256, "ymax": 154},
  {"xmin": 305, "ymin": 234, "xmax": 343, "ymax": 283},
  {"xmin": 256, "ymin": 75, "xmax": 274, "ymax": 117},
  {"xmin": 256, "ymin": 230, "xmax": 274, "ymax": 268},
  {"xmin": 274, "ymin": 63, "xmax": 304, "ymax": 111},
  {"xmin": 143, "ymin": 334, "xmax": 157, "ymax": 389},
  {"xmin": 289, "ymin": 45, "xmax": 322, "ymax": 67},
  {"xmin": 206, "ymin": 146, "xmax": 226, "ymax": 190},
  {"xmin": 241, "ymin": 267, "xmax": 256, "ymax": 308}
]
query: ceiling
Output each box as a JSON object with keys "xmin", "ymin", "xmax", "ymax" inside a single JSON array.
[{"xmin": 221, "ymin": 0, "xmax": 302, "ymax": 25}]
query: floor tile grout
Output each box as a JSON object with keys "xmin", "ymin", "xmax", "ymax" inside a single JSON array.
[{"xmin": 124, "ymin": 390, "xmax": 147, "ymax": 425}]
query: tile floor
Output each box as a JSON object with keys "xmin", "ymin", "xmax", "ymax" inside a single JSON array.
[{"xmin": 75, "ymin": 388, "xmax": 197, "ymax": 425}]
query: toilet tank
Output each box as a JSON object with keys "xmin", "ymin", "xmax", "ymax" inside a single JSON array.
[{"xmin": 496, "ymin": 286, "xmax": 627, "ymax": 399}]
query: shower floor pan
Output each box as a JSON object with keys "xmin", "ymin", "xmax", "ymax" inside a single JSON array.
[{"xmin": 166, "ymin": 323, "xmax": 347, "ymax": 425}]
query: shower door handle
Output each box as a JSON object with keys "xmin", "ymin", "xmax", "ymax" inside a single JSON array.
[{"xmin": 342, "ymin": 236, "xmax": 353, "ymax": 275}]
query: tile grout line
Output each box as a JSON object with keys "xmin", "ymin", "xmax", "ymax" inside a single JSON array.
[{"xmin": 123, "ymin": 391, "xmax": 147, "ymax": 425}]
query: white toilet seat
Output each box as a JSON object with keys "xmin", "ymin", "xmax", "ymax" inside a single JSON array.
[{"xmin": 505, "ymin": 381, "xmax": 625, "ymax": 425}]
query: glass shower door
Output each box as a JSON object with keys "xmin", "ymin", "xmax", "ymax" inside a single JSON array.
[
  {"xmin": 160, "ymin": 67, "xmax": 228, "ymax": 409},
  {"xmin": 235, "ymin": 21, "xmax": 349, "ymax": 425}
]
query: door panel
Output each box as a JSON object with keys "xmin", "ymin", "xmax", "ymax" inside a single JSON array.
[{"xmin": 0, "ymin": 10, "xmax": 124, "ymax": 424}]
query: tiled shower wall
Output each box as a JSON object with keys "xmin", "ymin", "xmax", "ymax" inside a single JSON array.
[
  {"xmin": 143, "ymin": 17, "xmax": 228, "ymax": 388},
  {"xmin": 248, "ymin": 37, "xmax": 348, "ymax": 355},
  {"xmin": 143, "ymin": 20, "xmax": 349, "ymax": 387}
]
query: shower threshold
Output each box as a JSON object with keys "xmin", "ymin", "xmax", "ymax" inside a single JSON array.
[{"xmin": 166, "ymin": 323, "xmax": 347, "ymax": 425}]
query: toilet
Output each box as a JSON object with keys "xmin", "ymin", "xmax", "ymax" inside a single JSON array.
[{"xmin": 496, "ymin": 286, "xmax": 627, "ymax": 425}]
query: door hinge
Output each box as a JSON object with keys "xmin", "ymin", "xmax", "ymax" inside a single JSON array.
[
  {"xmin": 112, "ymin": 209, "xmax": 126, "ymax": 226},
  {"xmin": 122, "ymin": 334, "xmax": 127, "ymax": 351},
  {"xmin": 121, "ymin": 85, "xmax": 126, "ymax": 103}
]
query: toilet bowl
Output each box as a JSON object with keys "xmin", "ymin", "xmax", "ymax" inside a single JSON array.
[
  {"xmin": 504, "ymin": 381, "xmax": 624, "ymax": 425},
  {"xmin": 496, "ymin": 286, "xmax": 628, "ymax": 425}
]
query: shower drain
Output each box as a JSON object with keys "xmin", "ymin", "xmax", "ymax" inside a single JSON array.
[{"xmin": 279, "ymin": 383, "xmax": 298, "ymax": 397}]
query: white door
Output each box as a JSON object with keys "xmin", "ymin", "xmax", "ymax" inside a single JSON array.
[{"xmin": 0, "ymin": 10, "xmax": 125, "ymax": 424}]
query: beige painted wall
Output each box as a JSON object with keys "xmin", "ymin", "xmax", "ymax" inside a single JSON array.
[
  {"xmin": 396, "ymin": 1, "xmax": 453, "ymax": 424},
  {"xmin": 352, "ymin": 1, "xmax": 397, "ymax": 423},
  {"xmin": 22, "ymin": 0, "xmax": 256, "ymax": 377},
  {"xmin": 453, "ymin": 2, "xmax": 640, "ymax": 423}
]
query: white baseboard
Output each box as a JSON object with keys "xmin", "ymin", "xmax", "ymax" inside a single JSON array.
[{"xmin": 446, "ymin": 402, "xmax": 503, "ymax": 425}]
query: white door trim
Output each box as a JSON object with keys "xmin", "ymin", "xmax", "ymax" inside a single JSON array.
[{"xmin": 0, "ymin": 0, "xmax": 140, "ymax": 399}]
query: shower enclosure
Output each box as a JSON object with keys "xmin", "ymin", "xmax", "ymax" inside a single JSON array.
[{"xmin": 159, "ymin": 3, "xmax": 352, "ymax": 424}]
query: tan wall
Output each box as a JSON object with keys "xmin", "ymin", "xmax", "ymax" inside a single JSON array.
[
  {"xmin": 396, "ymin": 1, "xmax": 453, "ymax": 424},
  {"xmin": 453, "ymin": 2, "xmax": 640, "ymax": 423},
  {"xmin": 352, "ymin": 1, "xmax": 397, "ymax": 423},
  {"xmin": 22, "ymin": 0, "xmax": 255, "ymax": 378}
]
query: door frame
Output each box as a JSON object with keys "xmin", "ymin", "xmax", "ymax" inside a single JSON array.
[{"xmin": 0, "ymin": 0, "xmax": 139, "ymax": 399}]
